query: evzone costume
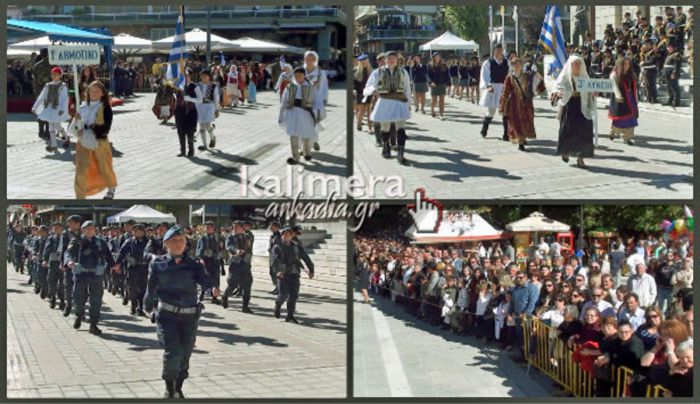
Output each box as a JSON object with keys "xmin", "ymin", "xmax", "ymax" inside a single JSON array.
[{"xmin": 32, "ymin": 66, "xmax": 70, "ymax": 152}]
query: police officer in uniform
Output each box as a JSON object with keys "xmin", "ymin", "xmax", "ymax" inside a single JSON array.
[
  {"xmin": 268, "ymin": 221, "xmax": 282, "ymax": 294},
  {"xmin": 145, "ymin": 222, "xmax": 170, "ymax": 260},
  {"xmin": 144, "ymin": 226, "xmax": 218, "ymax": 399},
  {"xmin": 663, "ymin": 43, "xmax": 683, "ymax": 107},
  {"xmin": 196, "ymin": 221, "xmax": 223, "ymax": 304},
  {"xmin": 65, "ymin": 221, "xmax": 118, "ymax": 335},
  {"xmin": 272, "ymin": 227, "xmax": 315, "ymax": 323},
  {"xmin": 10, "ymin": 223, "xmax": 26, "ymax": 273},
  {"xmin": 31, "ymin": 225, "xmax": 49, "ymax": 297},
  {"xmin": 222, "ymin": 221, "xmax": 254, "ymax": 313},
  {"xmin": 117, "ymin": 224, "xmax": 151, "ymax": 316},
  {"xmin": 43, "ymin": 221, "xmax": 69, "ymax": 309},
  {"xmin": 61, "ymin": 215, "xmax": 83, "ymax": 317}
]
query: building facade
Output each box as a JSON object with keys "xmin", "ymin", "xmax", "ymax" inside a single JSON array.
[{"xmin": 355, "ymin": 5, "xmax": 441, "ymax": 54}]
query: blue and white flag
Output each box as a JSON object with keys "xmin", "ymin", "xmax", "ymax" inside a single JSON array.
[
  {"xmin": 539, "ymin": 5, "xmax": 567, "ymax": 77},
  {"xmin": 166, "ymin": 7, "xmax": 187, "ymax": 89},
  {"xmin": 220, "ymin": 51, "xmax": 225, "ymax": 66}
]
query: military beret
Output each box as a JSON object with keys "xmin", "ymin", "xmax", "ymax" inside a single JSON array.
[
  {"xmin": 133, "ymin": 224, "xmax": 146, "ymax": 231},
  {"xmin": 357, "ymin": 53, "xmax": 369, "ymax": 61},
  {"xmin": 81, "ymin": 221, "xmax": 96, "ymax": 230},
  {"xmin": 163, "ymin": 226, "xmax": 184, "ymax": 241},
  {"xmin": 66, "ymin": 215, "xmax": 83, "ymax": 223}
]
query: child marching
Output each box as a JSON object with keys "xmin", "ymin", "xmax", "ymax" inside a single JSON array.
[
  {"xmin": 32, "ymin": 66, "xmax": 69, "ymax": 153},
  {"xmin": 192, "ymin": 69, "xmax": 220, "ymax": 151},
  {"xmin": 279, "ymin": 67, "xmax": 318, "ymax": 165}
]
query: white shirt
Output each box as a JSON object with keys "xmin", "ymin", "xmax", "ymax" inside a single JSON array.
[
  {"xmin": 626, "ymin": 253, "xmax": 645, "ymax": 276},
  {"xmin": 475, "ymin": 292, "xmax": 492, "ymax": 316},
  {"xmin": 627, "ymin": 273, "xmax": 657, "ymax": 308}
]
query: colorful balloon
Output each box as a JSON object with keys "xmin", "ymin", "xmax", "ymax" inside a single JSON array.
[
  {"xmin": 674, "ymin": 219, "xmax": 685, "ymax": 232},
  {"xmin": 661, "ymin": 220, "xmax": 673, "ymax": 232}
]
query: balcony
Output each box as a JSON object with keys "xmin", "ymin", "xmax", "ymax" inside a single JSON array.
[
  {"xmin": 20, "ymin": 7, "xmax": 346, "ymax": 25},
  {"xmin": 358, "ymin": 28, "xmax": 437, "ymax": 42}
]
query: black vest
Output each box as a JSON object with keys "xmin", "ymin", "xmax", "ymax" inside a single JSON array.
[{"xmin": 490, "ymin": 58, "xmax": 509, "ymax": 83}]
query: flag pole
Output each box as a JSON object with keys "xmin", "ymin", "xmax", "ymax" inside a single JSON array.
[
  {"xmin": 514, "ymin": 6, "xmax": 519, "ymax": 55},
  {"xmin": 489, "ymin": 5, "xmax": 493, "ymax": 54},
  {"xmin": 180, "ymin": 4, "xmax": 185, "ymax": 81},
  {"xmin": 501, "ymin": 6, "xmax": 505, "ymax": 52}
]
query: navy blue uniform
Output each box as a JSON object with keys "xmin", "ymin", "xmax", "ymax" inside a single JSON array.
[
  {"xmin": 268, "ymin": 231, "xmax": 282, "ymax": 286},
  {"xmin": 43, "ymin": 231, "xmax": 69, "ymax": 307},
  {"xmin": 31, "ymin": 236, "xmax": 49, "ymax": 295},
  {"xmin": 117, "ymin": 236, "xmax": 150, "ymax": 313},
  {"xmin": 10, "ymin": 229, "xmax": 26, "ymax": 272},
  {"xmin": 65, "ymin": 235, "xmax": 116, "ymax": 324},
  {"xmin": 272, "ymin": 240, "xmax": 314, "ymax": 320},
  {"xmin": 144, "ymin": 254, "xmax": 210, "ymax": 386},
  {"xmin": 224, "ymin": 233, "xmax": 253, "ymax": 310},
  {"xmin": 195, "ymin": 233, "xmax": 222, "ymax": 289},
  {"xmin": 62, "ymin": 229, "xmax": 81, "ymax": 310}
]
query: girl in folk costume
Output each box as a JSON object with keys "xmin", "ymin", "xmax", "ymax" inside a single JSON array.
[
  {"xmin": 192, "ymin": 69, "xmax": 220, "ymax": 151},
  {"xmin": 79, "ymin": 65, "xmax": 97, "ymax": 102},
  {"xmin": 247, "ymin": 63, "xmax": 258, "ymax": 104},
  {"xmin": 152, "ymin": 80, "xmax": 176, "ymax": 124},
  {"xmin": 71, "ymin": 81, "xmax": 118, "ymax": 199},
  {"xmin": 362, "ymin": 51, "xmax": 412, "ymax": 165},
  {"xmin": 174, "ymin": 68, "xmax": 199, "ymax": 157},
  {"xmin": 238, "ymin": 64, "xmax": 249, "ymax": 105},
  {"xmin": 226, "ymin": 65, "xmax": 241, "ymax": 108},
  {"xmin": 278, "ymin": 67, "xmax": 318, "ymax": 165},
  {"xmin": 275, "ymin": 63, "xmax": 294, "ymax": 101},
  {"xmin": 550, "ymin": 55, "xmax": 596, "ymax": 169},
  {"xmin": 32, "ymin": 67, "xmax": 69, "ymax": 153},
  {"xmin": 303, "ymin": 51, "xmax": 329, "ymax": 151},
  {"xmin": 608, "ymin": 57, "xmax": 639, "ymax": 145},
  {"xmin": 499, "ymin": 57, "xmax": 546, "ymax": 151}
]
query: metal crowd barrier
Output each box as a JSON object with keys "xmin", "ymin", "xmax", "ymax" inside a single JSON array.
[{"xmin": 523, "ymin": 318, "xmax": 668, "ymax": 398}]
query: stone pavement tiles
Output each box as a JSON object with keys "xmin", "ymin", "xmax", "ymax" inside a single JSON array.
[
  {"xmin": 7, "ymin": 86, "xmax": 347, "ymax": 199},
  {"xmin": 353, "ymin": 291, "xmax": 552, "ymax": 398},
  {"xmin": 354, "ymin": 95, "xmax": 692, "ymax": 200},
  {"xmin": 6, "ymin": 263, "xmax": 346, "ymax": 398}
]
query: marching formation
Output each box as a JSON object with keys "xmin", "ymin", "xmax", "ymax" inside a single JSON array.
[
  {"xmin": 7, "ymin": 216, "xmax": 315, "ymax": 399},
  {"xmin": 352, "ymin": 7, "xmax": 692, "ymax": 169},
  {"xmin": 23, "ymin": 49, "xmax": 331, "ymax": 198}
]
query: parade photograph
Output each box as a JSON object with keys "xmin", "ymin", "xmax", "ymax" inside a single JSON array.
[
  {"xmin": 6, "ymin": 4, "xmax": 348, "ymax": 199},
  {"xmin": 353, "ymin": 5, "xmax": 693, "ymax": 199},
  {"xmin": 353, "ymin": 203, "xmax": 693, "ymax": 398},
  {"xmin": 6, "ymin": 204, "xmax": 347, "ymax": 399}
]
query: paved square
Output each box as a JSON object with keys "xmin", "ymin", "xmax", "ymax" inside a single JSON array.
[
  {"xmin": 354, "ymin": 97, "xmax": 692, "ymax": 199},
  {"xmin": 6, "ymin": 255, "xmax": 347, "ymax": 399},
  {"xmin": 7, "ymin": 86, "xmax": 348, "ymax": 199}
]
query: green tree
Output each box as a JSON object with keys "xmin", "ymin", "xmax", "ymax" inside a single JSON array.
[{"xmin": 444, "ymin": 5, "xmax": 489, "ymax": 43}]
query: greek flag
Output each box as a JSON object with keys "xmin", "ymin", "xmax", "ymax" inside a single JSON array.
[
  {"xmin": 539, "ymin": 5, "xmax": 567, "ymax": 77},
  {"xmin": 166, "ymin": 8, "xmax": 187, "ymax": 89}
]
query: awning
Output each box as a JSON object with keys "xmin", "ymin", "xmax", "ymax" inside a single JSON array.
[
  {"xmin": 506, "ymin": 212, "xmax": 571, "ymax": 232},
  {"xmin": 153, "ymin": 28, "xmax": 239, "ymax": 51},
  {"xmin": 406, "ymin": 211, "xmax": 505, "ymax": 244},
  {"xmin": 106, "ymin": 205, "xmax": 176, "ymax": 224},
  {"xmin": 419, "ymin": 31, "xmax": 479, "ymax": 52},
  {"xmin": 7, "ymin": 19, "xmax": 114, "ymax": 45},
  {"xmin": 228, "ymin": 37, "xmax": 306, "ymax": 54}
]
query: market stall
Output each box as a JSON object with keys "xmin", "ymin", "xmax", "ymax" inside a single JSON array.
[
  {"xmin": 506, "ymin": 211, "xmax": 571, "ymax": 263},
  {"xmin": 405, "ymin": 210, "xmax": 506, "ymax": 248}
]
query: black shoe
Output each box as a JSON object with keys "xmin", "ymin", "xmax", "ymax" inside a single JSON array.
[
  {"xmin": 209, "ymin": 138, "xmax": 216, "ymax": 148},
  {"xmin": 518, "ymin": 144, "xmax": 525, "ymax": 151},
  {"xmin": 73, "ymin": 317, "xmax": 82, "ymax": 329},
  {"xmin": 130, "ymin": 305, "xmax": 137, "ymax": 315},
  {"xmin": 561, "ymin": 155, "xmax": 569, "ymax": 163},
  {"xmin": 137, "ymin": 309, "xmax": 147, "ymax": 317},
  {"xmin": 177, "ymin": 152, "xmax": 186, "ymax": 157},
  {"xmin": 63, "ymin": 305, "xmax": 71, "ymax": 317},
  {"xmin": 34, "ymin": 287, "xmax": 40, "ymax": 294},
  {"xmin": 59, "ymin": 301, "xmax": 65, "ymax": 311},
  {"xmin": 287, "ymin": 157, "xmax": 298, "ymax": 165},
  {"xmin": 187, "ymin": 149, "xmax": 194, "ymax": 157},
  {"xmin": 625, "ymin": 139, "xmax": 635, "ymax": 145},
  {"xmin": 285, "ymin": 315, "xmax": 299, "ymax": 324},
  {"xmin": 270, "ymin": 288, "xmax": 278, "ymax": 295},
  {"xmin": 164, "ymin": 391, "xmax": 174, "ymax": 399},
  {"xmin": 313, "ymin": 142, "xmax": 320, "ymax": 151},
  {"xmin": 198, "ymin": 145, "xmax": 207, "ymax": 151},
  {"xmin": 89, "ymin": 323, "xmax": 102, "ymax": 336},
  {"xmin": 274, "ymin": 302, "xmax": 282, "ymax": 319},
  {"xmin": 40, "ymin": 290, "xmax": 46, "ymax": 299},
  {"xmin": 122, "ymin": 295, "xmax": 129, "ymax": 306},
  {"xmin": 242, "ymin": 306, "xmax": 253, "ymax": 314},
  {"xmin": 222, "ymin": 295, "xmax": 228, "ymax": 309},
  {"xmin": 304, "ymin": 155, "xmax": 312, "ymax": 161},
  {"xmin": 50, "ymin": 298, "xmax": 56, "ymax": 309}
]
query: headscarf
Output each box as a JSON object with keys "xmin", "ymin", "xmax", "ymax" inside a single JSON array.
[
  {"xmin": 228, "ymin": 65, "xmax": 238, "ymax": 79},
  {"xmin": 554, "ymin": 54, "xmax": 595, "ymax": 120},
  {"xmin": 304, "ymin": 50, "xmax": 319, "ymax": 68}
]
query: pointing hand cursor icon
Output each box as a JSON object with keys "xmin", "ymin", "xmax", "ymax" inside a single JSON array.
[{"xmin": 407, "ymin": 188, "xmax": 443, "ymax": 233}]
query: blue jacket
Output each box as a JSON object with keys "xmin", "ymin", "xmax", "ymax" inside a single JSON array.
[
  {"xmin": 508, "ymin": 282, "xmax": 539, "ymax": 316},
  {"xmin": 144, "ymin": 254, "xmax": 210, "ymax": 311}
]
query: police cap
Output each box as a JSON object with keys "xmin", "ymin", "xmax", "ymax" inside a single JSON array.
[
  {"xmin": 163, "ymin": 226, "xmax": 184, "ymax": 241},
  {"xmin": 66, "ymin": 215, "xmax": 83, "ymax": 224},
  {"xmin": 81, "ymin": 221, "xmax": 96, "ymax": 230}
]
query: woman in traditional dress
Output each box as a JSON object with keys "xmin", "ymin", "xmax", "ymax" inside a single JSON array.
[
  {"xmin": 550, "ymin": 55, "xmax": 596, "ymax": 169},
  {"xmin": 608, "ymin": 57, "xmax": 639, "ymax": 145},
  {"xmin": 304, "ymin": 50, "xmax": 329, "ymax": 151},
  {"xmin": 226, "ymin": 65, "xmax": 241, "ymax": 108},
  {"xmin": 71, "ymin": 80, "xmax": 118, "ymax": 199},
  {"xmin": 499, "ymin": 57, "xmax": 545, "ymax": 151},
  {"xmin": 275, "ymin": 63, "xmax": 294, "ymax": 101}
]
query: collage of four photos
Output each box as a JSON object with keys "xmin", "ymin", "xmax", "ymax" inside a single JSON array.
[{"xmin": 3, "ymin": 2, "xmax": 696, "ymax": 401}]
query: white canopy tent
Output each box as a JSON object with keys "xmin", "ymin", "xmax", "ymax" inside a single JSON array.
[
  {"xmin": 228, "ymin": 37, "xmax": 306, "ymax": 54},
  {"xmin": 11, "ymin": 33, "xmax": 154, "ymax": 53},
  {"xmin": 505, "ymin": 211, "xmax": 571, "ymax": 233},
  {"xmin": 106, "ymin": 204, "xmax": 176, "ymax": 224},
  {"xmin": 153, "ymin": 28, "xmax": 239, "ymax": 51},
  {"xmin": 419, "ymin": 31, "xmax": 479, "ymax": 52},
  {"xmin": 405, "ymin": 211, "xmax": 504, "ymax": 244},
  {"xmin": 7, "ymin": 48, "xmax": 34, "ymax": 59}
]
